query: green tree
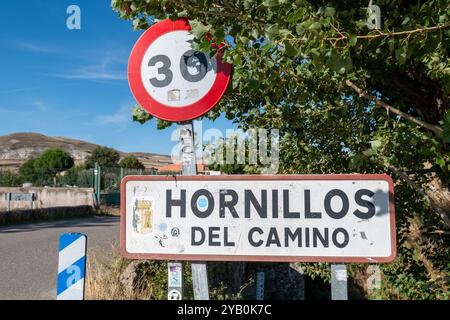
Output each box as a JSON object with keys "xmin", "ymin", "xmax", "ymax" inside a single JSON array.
[
  {"xmin": 85, "ymin": 146, "xmax": 120, "ymax": 168},
  {"xmin": 59, "ymin": 165, "xmax": 93, "ymax": 188},
  {"xmin": 112, "ymin": 1, "xmax": 450, "ymax": 299},
  {"xmin": 33, "ymin": 149, "xmax": 74, "ymax": 176},
  {"xmin": 119, "ymin": 156, "xmax": 145, "ymax": 169},
  {"xmin": 31, "ymin": 149, "xmax": 75, "ymax": 185},
  {"xmin": 19, "ymin": 158, "xmax": 38, "ymax": 183},
  {"xmin": 207, "ymin": 137, "xmax": 263, "ymax": 174},
  {"xmin": 19, "ymin": 150, "xmax": 74, "ymax": 185}
]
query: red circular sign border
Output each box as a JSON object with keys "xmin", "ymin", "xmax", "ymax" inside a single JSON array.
[{"xmin": 128, "ymin": 19, "xmax": 232, "ymax": 122}]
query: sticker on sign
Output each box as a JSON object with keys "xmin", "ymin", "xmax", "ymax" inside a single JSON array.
[{"xmin": 121, "ymin": 175, "xmax": 396, "ymax": 263}]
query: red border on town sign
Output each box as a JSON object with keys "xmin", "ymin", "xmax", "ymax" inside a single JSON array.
[
  {"xmin": 128, "ymin": 18, "xmax": 232, "ymax": 122},
  {"xmin": 120, "ymin": 174, "xmax": 397, "ymax": 263}
]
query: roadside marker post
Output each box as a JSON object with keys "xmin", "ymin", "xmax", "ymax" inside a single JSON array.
[{"xmin": 56, "ymin": 233, "xmax": 87, "ymax": 300}]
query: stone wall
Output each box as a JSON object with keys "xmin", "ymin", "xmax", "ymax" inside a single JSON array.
[
  {"xmin": 0, "ymin": 187, "xmax": 95, "ymax": 211},
  {"xmin": 0, "ymin": 206, "xmax": 95, "ymax": 225}
]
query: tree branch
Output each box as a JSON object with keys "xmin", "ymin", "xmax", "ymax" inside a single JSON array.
[
  {"xmin": 327, "ymin": 22, "xmax": 450, "ymax": 42},
  {"xmin": 345, "ymin": 80, "xmax": 443, "ymax": 136},
  {"xmin": 386, "ymin": 165, "xmax": 450, "ymax": 228}
]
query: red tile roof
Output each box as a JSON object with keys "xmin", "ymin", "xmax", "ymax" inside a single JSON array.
[{"xmin": 156, "ymin": 163, "xmax": 207, "ymax": 173}]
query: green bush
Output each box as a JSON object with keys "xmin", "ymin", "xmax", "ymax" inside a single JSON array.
[
  {"xmin": 18, "ymin": 149, "xmax": 75, "ymax": 186},
  {"xmin": 119, "ymin": 156, "xmax": 145, "ymax": 170},
  {"xmin": 85, "ymin": 147, "xmax": 120, "ymax": 169},
  {"xmin": 0, "ymin": 171, "xmax": 23, "ymax": 187}
]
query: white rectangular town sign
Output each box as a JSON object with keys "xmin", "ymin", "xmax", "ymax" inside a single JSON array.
[{"xmin": 121, "ymin": 175, "xmax": 396, "ymax": 263}]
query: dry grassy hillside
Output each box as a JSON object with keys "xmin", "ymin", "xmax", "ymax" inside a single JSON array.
[{"xmin": 0, "ymin": 132, "xmax": 172, "ymax": 171}]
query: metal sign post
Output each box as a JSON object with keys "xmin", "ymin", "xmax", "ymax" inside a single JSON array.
[
  {"xmin": 331, "ymin": 264, "xmax": 348, "ymax": 300},
  {"xmin": 256, "ymin": 272, "xmax": 265, "ymax": 300},
  {"xmin": 167, "ymin": 261, "xmax": 183, "ymax": 300},
  {"xmin": 177, "ymin": 121, "xmax": 210, "ymax": 300},
  {"xmin": 127, "ymin": 18, "xmax": 230, "ymax": 301},
  {"xmin": 94, "ymin": 162, "xmax": 101, "ymax": 205}
]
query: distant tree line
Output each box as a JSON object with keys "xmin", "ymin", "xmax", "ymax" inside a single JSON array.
[
  {"xmin": 85, "ymin": 146, "xmax": 145, "ymax": 170},
  {"xmin": 0, "ymin": 146, "xmax": 145, "ymax": 187}
]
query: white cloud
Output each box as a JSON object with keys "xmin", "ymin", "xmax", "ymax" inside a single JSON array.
[
  {"xmin": 0, "ymin": 86, "xmax": 40, "ymax": 94},
  {"xmin": 0, "ymin": 99, "xmax": 49, "ymax": 114},
  {"xmin": 0, "ymin": 84, "xmax": 76, "ymax": 95},
  {"xmin": 49, "ymin": 69, "xmax": 126, "ymax": 81},
  {"xmin": 46, "ymin": 50, "xmax": 127, "ymax": 82},
  {"xmin": 32, "ymin": 100, "xmax": 48, "ymax": 111},
  {"xmin": 15, "ymin": 40, "xmax": 128, "ymax": 82},
  {"xmin": 0, "ymin": 107, "xmax": 33, "ymax": 116},
  {"xmin": 15, "ymin": 41, "xmax": 62, "ymax": 54},
  {"xmin": 95, "ymin": 104, "xmax": 131, "ymax": 125}
]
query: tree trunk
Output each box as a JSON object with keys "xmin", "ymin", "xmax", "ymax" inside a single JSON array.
[{"xmin": 380, "ymin": 66, "xmax": 449, "ymax": 125}]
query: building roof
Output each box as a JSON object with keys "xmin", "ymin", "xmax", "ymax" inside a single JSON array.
[{"xmin": 156, "ymin": 163, "xmax": 207, "ymax": 173}]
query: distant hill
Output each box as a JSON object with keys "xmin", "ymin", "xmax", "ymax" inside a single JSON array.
[{"xmin": 0, "ymin": 132, "xmax": 173, "ymax": 171}]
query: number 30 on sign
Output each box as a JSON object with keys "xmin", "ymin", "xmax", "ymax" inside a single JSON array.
[{"xmin": 128, "ymin": 19, "xmax": 232, "ymax": 122}]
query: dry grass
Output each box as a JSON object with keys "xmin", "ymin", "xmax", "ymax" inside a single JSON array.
[
  {"xmin": 98, "ymin": 205, "xmax": 120, "ymax": 216},
  {"xmin": 0, "ymin": 132, "xmax": 173, "ymax": 172},
  {"xmin": 84, "ymin": 246, "xmax": 244, "ymax": 300},
  {"xmin": 85, "ymin": 247, "xmax": 155, "ymax": 300}
]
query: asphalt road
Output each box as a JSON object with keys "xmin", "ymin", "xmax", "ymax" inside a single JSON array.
[{"xmin": 0, "ymin": 216, "xmax": 120, "ymax": 300}]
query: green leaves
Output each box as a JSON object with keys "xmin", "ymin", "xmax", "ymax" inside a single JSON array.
[
  {"xmin": 248, "ymin": 79, "xmax": 260, "ymax": 90},
  {"xmin": 214, "ymin": 27, "xmax": 226, "ymax": 44},
  {"xmin": 114, "ymin": 0, "xmax": 450, "ymax": 301},
  {"xmin": 132, "ymin": 104, "xmax": 153, "ymax": 124},
  {"xmin": 348, "ymin": 34, "xmax": 358, "ymax": 47},
  {"xmin": 132, "ymin": 17, "xmax": 149, "ymax": 30},
  {"xmin": 283, "ymin": 41, "xmax": 298, "ymax": 57},
  {"xmin": 263, "ymin": 0, "xmax": 279, "ymax": 7},
  {"xmin": 177, "ymin": 10, "xmax": 188, "ymax": 18},
  {"xmin": 435, "ymin": 156, "xmax": 446, "ymax": 168},
  {"xmin": 119, "ymin": 156, "xmax": 145, "ymax": 170},
  {"xmin": 324, "ymin": 7, "xmax": 335, "ymax": 18},
  {"xmin": 308, "ymin": 21, "xmax": 321, "ymax": 31},
  {"xmin": 442, "ymin": 110, "xmax": 450, "ymax": 143},
  {"xmin": 266, "ymin": 23, "xmax": 279, "ymax": 40},
  {"xmin": 287, "ymin": 8, "xmax": 304, "ymax": 25},
  {"xmin": 370, "ymin": 138, "xmax": 383, "ymax": 151},
  {"xmin": 395, "ymin": 46, "xmax": 409, "ymax": 65},
  {"xmin": 189, "ymin": 20, "xmax": 209, "ymax": 39},
  {"xmin": 325, "ymin": 48, "xmax": 353, "ymax": 74}
]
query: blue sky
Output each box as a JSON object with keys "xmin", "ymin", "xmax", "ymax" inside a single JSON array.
[{"xmin": 0, "ymin": 0, "xmax": 236, "ymax": 155}]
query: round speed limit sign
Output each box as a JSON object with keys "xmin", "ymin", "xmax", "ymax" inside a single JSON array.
[{"xmin": 128, "ymin": 19, "xmax": 232, "ymax": 122}]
